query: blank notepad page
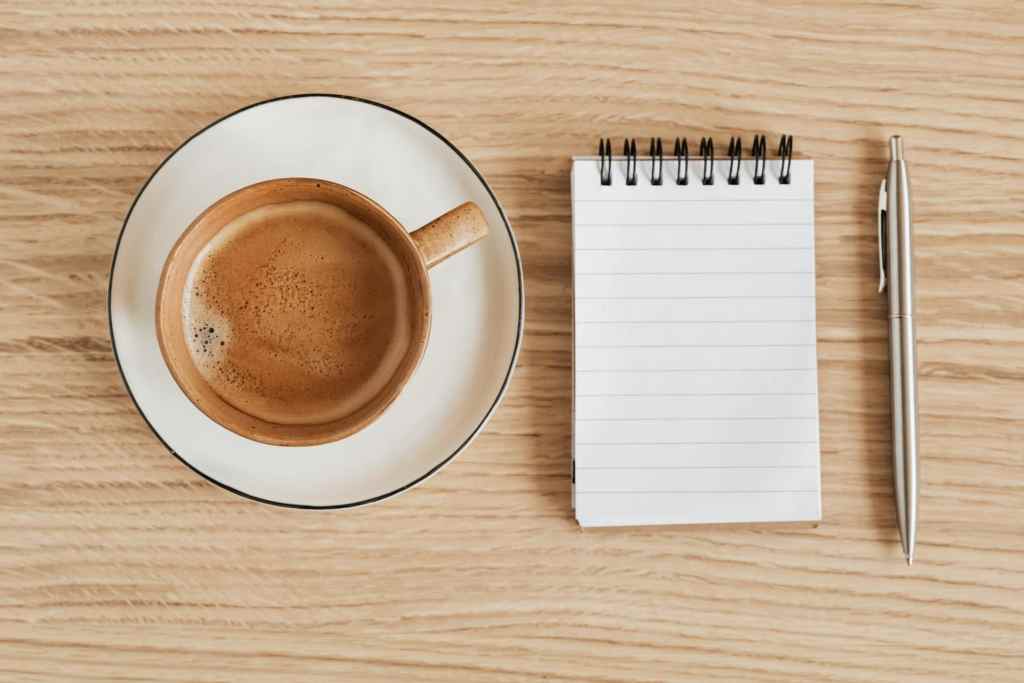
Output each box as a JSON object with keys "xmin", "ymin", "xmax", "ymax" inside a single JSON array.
[{"xmin": 571, "ymin": 156, "xmax": 821, "ymax": 527}]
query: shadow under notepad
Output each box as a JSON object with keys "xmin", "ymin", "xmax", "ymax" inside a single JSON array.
[{"xmin": 517, "ymin": 156, "xmax": 575, "ymax": 520}]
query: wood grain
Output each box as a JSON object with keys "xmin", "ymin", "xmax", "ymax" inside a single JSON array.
[{"xmin": 1, "ymin": 1, "xmax": 1022, "ymax": 680}]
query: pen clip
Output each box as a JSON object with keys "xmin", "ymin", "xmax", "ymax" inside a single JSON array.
[{"xmin": 877, "ymin": 179, "xmax": 887, "ymax": 293}]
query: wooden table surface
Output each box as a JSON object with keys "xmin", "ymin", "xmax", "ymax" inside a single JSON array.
[{"xmin": 2, "ymin": 2, "xmax": 1022, "ymax": 681}]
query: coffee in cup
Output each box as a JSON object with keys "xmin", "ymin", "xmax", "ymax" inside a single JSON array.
[{"xmin": 156, "ymin": 178, "xmax": 488, "ymax": 446}]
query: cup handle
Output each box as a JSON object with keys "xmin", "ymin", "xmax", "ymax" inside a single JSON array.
[{"xmin": 409, "ymin": 202, "xmax": 489, "ymax": 269}]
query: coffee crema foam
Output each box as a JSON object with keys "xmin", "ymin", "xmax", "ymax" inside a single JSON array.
[{"xmin": 182, "ymin": 200, "xmax": 414, "ymax": 425}]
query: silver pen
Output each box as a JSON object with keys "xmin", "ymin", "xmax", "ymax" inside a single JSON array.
[{"xmin": 878, "ymin": 136, "xmax": 919, "ymax": 565}]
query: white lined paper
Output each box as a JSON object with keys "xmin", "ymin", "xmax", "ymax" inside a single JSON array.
[{"xmin": 572, "ymin": 156, "xmax": 821, "ymax": 527}]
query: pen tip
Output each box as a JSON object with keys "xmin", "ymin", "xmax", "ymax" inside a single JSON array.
[{"xmin": 906, "ymin": 554, "xmax": 914, "ymax": 567}]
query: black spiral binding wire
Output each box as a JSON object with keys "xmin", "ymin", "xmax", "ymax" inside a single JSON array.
[
  {"xmin": 752, "ymin": 135, "xmax": 767, "ymax": 185},
  {"xmin": 599, "ymin": 138, "xmax": 612, "ymax": 185},
  {"xmin": 674, "ymin": 137, "xmax": 689, "ymax": 185},
  {"xmin": 700, "ymin": 137, "xmax": 714, "ymax": 185},
  {"xmin": 727, "ymin": 136, "xmax": 742, "ymax": 185},
  {"xmin": 778, "ymin": 134, "xmax": 793, "ymax": 184},
  {"xmin": 597, "ymin": 135, "xmax": 793, "ymax": 186},
  {"xmin": 623, "ymin": 138, "xmax": 638, "ymax": 185},
  {"xmin": 649, "ymin": 137, "xmax": 663, "ymax": 185}
]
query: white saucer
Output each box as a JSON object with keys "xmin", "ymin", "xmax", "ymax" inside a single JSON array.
[{"xmin": 109, "ymin": 95, "xmax": 524, "ymax": 508}]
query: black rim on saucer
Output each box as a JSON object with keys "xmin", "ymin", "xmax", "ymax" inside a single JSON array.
[{"xmin": 107, "ymin": 94, "xmax": 525, "ymax": 509}]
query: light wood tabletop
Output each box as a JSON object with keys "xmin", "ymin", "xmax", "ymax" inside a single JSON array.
[{"xmin": 2, "ymin": 2, "xmax": 1022, "ymax": 681}]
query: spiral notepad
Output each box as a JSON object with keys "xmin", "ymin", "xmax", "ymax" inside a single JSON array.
[{"xmin": 572, "ymin": 136, "xmax": 821, "ymax": 527}]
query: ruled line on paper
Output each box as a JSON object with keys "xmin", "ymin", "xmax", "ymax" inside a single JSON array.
[
  {"xmin": 576, "ymin": 417, "xmax": 819, "ymax": 422},
  {"xmin": 576, "ymin": 392, "xmax": 818, "ymax": 397},
  {"xmin": 575, "ymin": 295, "xmax": 815, "ymax": 300},
  {"xmin": 575, "ymin": 274, "xmax": 814, "ymax": 277},
  {"xmin": 576, "ymin": 466, "xmax": 818, "ymax": 470},
  {"xmin": 577, "ymin": 320, "xmax": 815, "ymax": 324},
  {"xmin": 577, "ymin": 224, "xmax": 812, "ymax": 227},
  {"xmin": 573, "ymin": 271, "xmax": 815, "ymax": 275},
  {"xmin": 575, "ymin": 368, "xmax": 817, "ymax": 373},
  {"xmin": 573, "ymin": 198, "xmax": 811, "ymax": 203},
  {"xmin": 575, "ymin": 490, "xmax": 819, "ymax": 494},
  {"xmin": 575, "ymin": 344, "xmax": 816, "ymax": 349},
  {"xmin": 574, "ymin": 223, "xmax": 813, "ymax": 228},
  {"xmin": 577, "ymin": 318, "xmax": 816, "ymax": 322},
  {"xmin": 573, "ymin": 444, "xmax": 819, "ymax": 448},
  {"xmin": 575, "ymin": 247, "xmax": 814, "ymax": 252}
]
